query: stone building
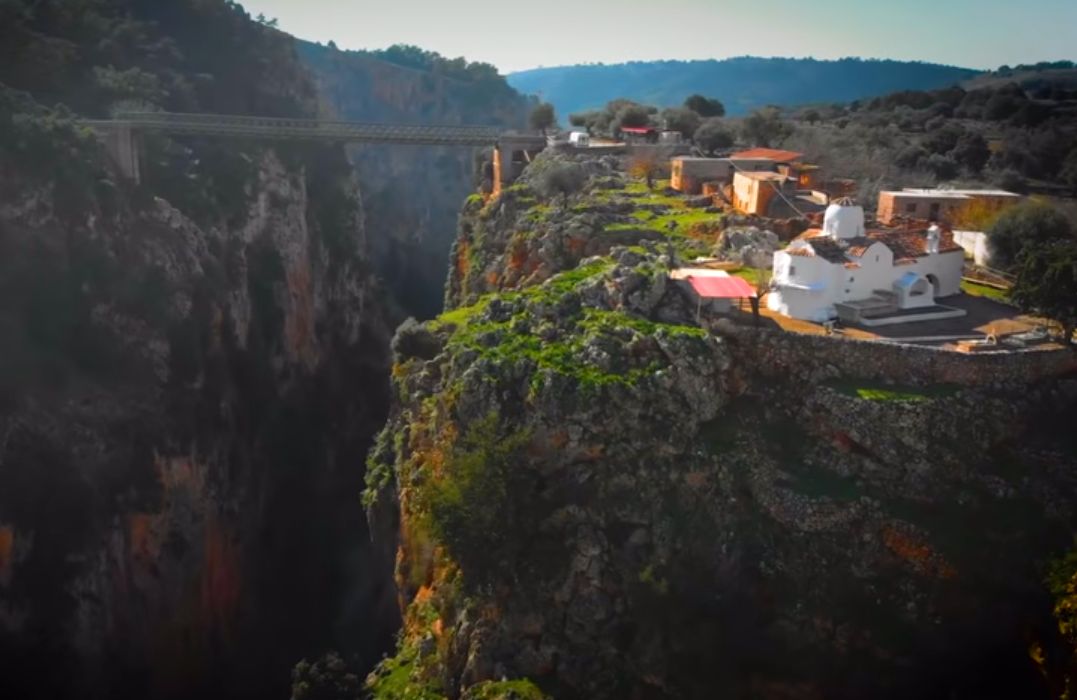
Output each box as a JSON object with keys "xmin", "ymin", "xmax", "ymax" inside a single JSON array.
[{"xmin": 876, "ymin": 188, "xmax": 1021, "ymax": 225}]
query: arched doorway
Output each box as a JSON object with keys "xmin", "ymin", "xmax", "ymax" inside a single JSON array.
[{"xmin": 926, "ymin": 274, "xmax": 941, "ymax": 297}]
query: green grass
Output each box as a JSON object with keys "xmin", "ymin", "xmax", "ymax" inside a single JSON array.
[
  {"xmin": 827, "ymin": 380, "xmax": 960, "ymax": 402},
  {"xmin": 367, "ymin": 644, "xmax": 445, "ymax": 700},
  {"xmin": 437, "ymin": 260, "xmax": 709, "ymax": 392},
  {"xmin": 961, "ymin": 279, "xmax": 1012, "ymax": 303},
  {"xmin": 465, "ymin": 679, "xmax": 547, "ymax": 700}
]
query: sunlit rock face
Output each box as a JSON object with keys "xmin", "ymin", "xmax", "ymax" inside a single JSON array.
[{"xmin": 365, "ymin": 154, "xmax": 1077, "ymax": 700}]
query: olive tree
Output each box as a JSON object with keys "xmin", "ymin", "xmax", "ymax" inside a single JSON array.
[
  {"xmin": 684, "ymin": 94, "xmax": 726, "ymax": 118},
  {"xmin": 988, "ymin": 201, "xmax": 1075, "ymax": 270},
  {"xmin": 660, "ymin": 107, "xmax": 701, "ymax": 140},
  {"xmin": 529, "ymin": 101, "xmax": 556, "ymax": 135},
  {"xmin": 693, "ymin": 118, "xmax": 735, "ymax": 155},
  {"xmin": 534, "ymin": 160, "xmax": 587, "ymax": 207},
  {"xmin": 740, "ymin": 106, "xmax": 793, "ymax": 147},
  {"xmin": 1010, "ymin": 241, "xmax": 1077, "ymax": 344}
]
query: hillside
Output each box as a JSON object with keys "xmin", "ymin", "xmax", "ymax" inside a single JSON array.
[
  {"xmin": 780, "ymin": 69, "xmax": 1077, "ymax": 203},
  {"xmin": 507, "ymin": 57, "xmax": 980, "ymax": 118}
]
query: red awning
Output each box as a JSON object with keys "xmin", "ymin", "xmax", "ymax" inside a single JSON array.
[
  {"xmin": 687, "ymin": 275, "xmax": 757, "ymax": 299},
  {"xmin": 620, "ymin": 126, "xmax": 657, "ymax": 134}
]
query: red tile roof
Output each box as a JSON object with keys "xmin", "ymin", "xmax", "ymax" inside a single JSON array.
[
  {"xmin": 620, "ymin": 126, "xmax": 658, "ymax": 134},
  {"xmin": 687, "ymin": 275, "xmax": 757, "ymax": 299},
  {"xmin": 730, "ymin": 148, "xmax": 805, "ymax": 163},
  {"xmin": 784, "ymin": 226, "xmax": 961, "ymax": 265}
]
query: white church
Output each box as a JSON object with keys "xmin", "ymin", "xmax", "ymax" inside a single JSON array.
[{"xmin": 767, "ymin": 199, "xmax": 966, "ymax": 325}]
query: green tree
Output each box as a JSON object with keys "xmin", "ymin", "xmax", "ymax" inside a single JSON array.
[
  {"xmin": 684, "ymin": 94, "xmax": 725, "ymax": 118},
  {"xmin": 291, "ymin": 653, "xmax": 362, "ymax": 700},
  {"xmin": 988, "ymin": 201, "xmax": 1075, "ymax": 270},
  {"xmin": 255, "ymin": 13, "xmax": 279, "ymax": 28},
  {"xmin": 800, "ymin": 108, "xmax": 821, "ymax": 124},
  {"xmin": 529, "ymin": 101, "xmax": 556, "ymax": 136},
  {"xmin": 660, "ymin": 107, "xmax": 701, "ymax": 139},
  {"xmin": 533, "ymin": 160, "xmax": 587, "ymax": 208},
  {"xmin": 1061, "ymin": 148, "xmax": 1077, "ymax": 194},
  {"xmin": 693, "ymin": 118, "xmax": 735, "ymax": 155},
  {"xmin": 1010, "ymin": 241, "xmax": 1077, "ymax": 345},
  {"xmin": 951, "ymin": 132, "xmax": 990, "ymax": 173},
  {"xmin": 740, "ymin": 106, "xmax": 792, "ymax": 147},
  {"xmin": 615, "ymin": 103, "xmax": 653, "ymax": 130}
]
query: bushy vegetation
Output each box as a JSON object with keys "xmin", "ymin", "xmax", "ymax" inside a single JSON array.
[
  {"xmin": 529, "ymin": 101, "xmax": 556, "ymax": 134},
  {"xmin": 988, "ymin": 202, "xmax": 1075, "ymax": 269},
  {"xmin": 987, "ymin": 202, "xmax": 1077, "ymax": 342},
  {"xmin": 784, "ymin": 73, "xmax": 1077, "ymax": 200},
  {"xmin": 290, "ymin": 653, "xmax": 363, "ymax": 700},
  {"xmin": 420, "ymin": 413, "xmax": 533, "ymax": 584}
]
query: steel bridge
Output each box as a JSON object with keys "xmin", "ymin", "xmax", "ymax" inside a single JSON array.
[{"xmin": 83, "ymin": 111, "xmax": 546, "ymax": 183}]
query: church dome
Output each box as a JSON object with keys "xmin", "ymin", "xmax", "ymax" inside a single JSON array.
[{"xmin": 824, "ymin": 197, "xmax": 865, "ymax": 240}]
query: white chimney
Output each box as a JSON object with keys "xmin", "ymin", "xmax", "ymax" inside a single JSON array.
[{"xmin": 926, "ymin": 224, "xmax": 941, "ymax": 254}]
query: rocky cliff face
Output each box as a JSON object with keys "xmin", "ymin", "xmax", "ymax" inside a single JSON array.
[
  {"xmin": 366, "ymin": 154, "xmax": 1077, "ymax": 699},
  {"xmin": 298, "ymin": 42, "xmax": 532, "ymax": 320},
  {"xmin": 0, "ymin": 3, "xmax": 401, "ymax": 698}
]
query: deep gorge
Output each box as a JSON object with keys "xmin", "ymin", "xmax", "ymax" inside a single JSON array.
[{"xmin": 0, "ymin": 2, "xmax": 527, "ymax": 698}]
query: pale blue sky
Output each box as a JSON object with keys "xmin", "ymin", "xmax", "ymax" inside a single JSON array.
[{"xmin": 240, "ymin": 0, "xmax": 1077, "ymax": 74}]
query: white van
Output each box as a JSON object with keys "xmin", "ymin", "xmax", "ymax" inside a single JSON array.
[{"xmin": 569, "ymin": 131, "xmax": 590, "ymax": 148}]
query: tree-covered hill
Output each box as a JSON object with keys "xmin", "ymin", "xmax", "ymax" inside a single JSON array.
[{"xmin": 507, "ymin": 57, "xmax": 979, "ymax": 118}]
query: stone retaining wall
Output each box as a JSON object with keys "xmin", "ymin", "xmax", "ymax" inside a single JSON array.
[{"xmin": 724, "ymin": 326, "xmax": 1077, "ymax": 388}]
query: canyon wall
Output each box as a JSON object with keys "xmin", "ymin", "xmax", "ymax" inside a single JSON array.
[
  {"xmin": 298, "ymin": 42, "xmax": 533, "ymax": 320},
  {"xmin": 0, "ymin": 3, "xmax": 401, "ymax": 697}
]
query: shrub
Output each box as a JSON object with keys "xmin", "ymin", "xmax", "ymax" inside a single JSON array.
[
  {"xmin": 391, "ymin": 318, "xmax": 442, "ymax": 361},
  {"xmin": 683, "ymin": 94, "xmax": 725, "ymax": 118},
  {"xmin": 660, "ymin": 107, "xmax": 701, "ymax": 140},
  {"xmin": 423, "ymin": 414, "xmax": 534, "ymax": 584},
  {"xmin": 533, "ymin": 160, "xmax": 586, "ymax": 205},
  {"xmin": 693, "ymin": 118, "xmax": 734, "ymax": 155},
  {"xmin": 988, "ymin": 201, "xmax": 1075, "ymax": 269},
  {"xmin": 925, "ymin": 153, "xmax": 959, "ymax": 180}
]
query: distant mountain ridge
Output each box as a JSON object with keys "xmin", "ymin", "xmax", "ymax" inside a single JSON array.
[{"xmin": 508, "ymin": 57, "xmax": 980, "ymax": 117}]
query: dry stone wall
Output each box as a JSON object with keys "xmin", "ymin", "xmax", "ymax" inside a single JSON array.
[{"xmin": 723, "ymin": 326, "xmax": 1077, "ymax": 389}]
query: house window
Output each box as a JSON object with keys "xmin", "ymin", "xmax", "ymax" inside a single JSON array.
[
  {"xmin": 789, "ymin": 265, "xmax": 796, "ymax": 277},
  {"xmin": 905, "ymin": 203, "xmax": 916, "ymax": 213},
  {"xmin": 875, "ymin": 255, "xmax": 880, "ymax": 262},
  {"xmin": 929, "ymin": 203, "xmax": 941, "ymax": 219}
]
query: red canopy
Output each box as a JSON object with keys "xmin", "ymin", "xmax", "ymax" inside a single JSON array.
[
  {"xmin": 620, "ymin": 126, "xmax": 657, "ymax": 134},
  {"xmin": 687, "ymin": 275, "xmax": 757, "ymax": 299}
]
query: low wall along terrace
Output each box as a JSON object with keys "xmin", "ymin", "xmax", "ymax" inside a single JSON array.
[{"xmin": 725, "ymin": 327, "xmax": 1077, "ymax": 388}]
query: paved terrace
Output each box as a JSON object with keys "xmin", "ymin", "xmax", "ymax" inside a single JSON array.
[{"xmin": 716, "ymin": 289, "xmax": 1058, "ymax": 349}]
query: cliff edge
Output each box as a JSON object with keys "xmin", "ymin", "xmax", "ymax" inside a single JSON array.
[{"xmin": 366, "ymin": 153, "xmax": 1077, "ymax": 699}]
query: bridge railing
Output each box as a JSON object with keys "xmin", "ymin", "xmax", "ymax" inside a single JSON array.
[{"xmin": 90, "ymin": 111, "xmax": 510, "ymax": 147}]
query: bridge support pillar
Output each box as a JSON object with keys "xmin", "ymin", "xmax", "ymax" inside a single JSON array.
[
  {"xmin": 493, "ymin": 136, "xmax": 547, "ymax": 195},
  {"xmin": 98, "ymin": 124, "xmax": 142, "ymax": 184}
]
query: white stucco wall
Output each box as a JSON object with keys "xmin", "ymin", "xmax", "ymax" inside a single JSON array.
[
  {"xmin": 953, "ymin": 230, "xmax": 991, "ymax": 266},
  {"xmin": 769, "ymin": 251, "xmax": 840, "ymax": 321},
  {"xmin": 769, "ymin": 243, "xmax": 965, "ymax": 322}
]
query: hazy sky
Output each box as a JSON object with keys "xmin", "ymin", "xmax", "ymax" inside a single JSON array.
[{"xmin": 239, "ymin": 0, "xmax": 1076, "ymax": 74}]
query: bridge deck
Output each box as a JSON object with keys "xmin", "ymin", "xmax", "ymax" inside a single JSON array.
[{"xmin": 82, "ymin": 112, "xmax": 542, "ymax": 148}]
